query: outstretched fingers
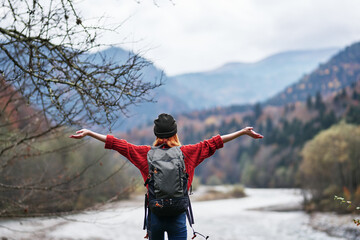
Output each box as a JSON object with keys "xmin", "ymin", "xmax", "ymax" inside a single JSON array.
[
  {"xmin": 244, "ymin": 127, "xmax": 263, "ymax": 139},
  {"xmin": 69, "ymin": 129, "xmax": 87, "ymax": 139},
  {"xmin": 250, "ymin": 130, "xmax": 263, "ymax": 139},
  {"xmin": 69, "ymin": 134, "xmax": 81, "ymax": 139}
]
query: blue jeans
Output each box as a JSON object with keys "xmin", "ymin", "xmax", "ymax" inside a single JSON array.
[{"xmin": 148, "ymin": 212, "xmax": 187, "ymax": 240}]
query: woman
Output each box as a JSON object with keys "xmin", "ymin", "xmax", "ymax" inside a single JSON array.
[{"xmin": 70, "ymin": 113, "xmax": 263, "ymax": 240}]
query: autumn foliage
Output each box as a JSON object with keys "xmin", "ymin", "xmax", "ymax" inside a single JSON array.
[{"xmin": 300, "ymin": 122, "xmax": 360, "ymax": 212}]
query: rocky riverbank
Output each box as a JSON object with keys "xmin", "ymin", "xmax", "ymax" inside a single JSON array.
[{"xmin": 310, "ymin": 213, "xmax": 360, "ymax": 240}]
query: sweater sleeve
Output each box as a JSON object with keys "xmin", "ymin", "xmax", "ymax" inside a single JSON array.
[
  {"xmin": 104, "ymin": 135, "xmax": 150, "ymax": 176},
  {"xmin": 181, "ymin": 135, "xmax": 224, "ymax": 168}
]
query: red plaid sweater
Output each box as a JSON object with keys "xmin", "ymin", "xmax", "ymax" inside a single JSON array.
[{"xmin": 105, "ymin": 135, "xmax": 224, "ymax": 190}]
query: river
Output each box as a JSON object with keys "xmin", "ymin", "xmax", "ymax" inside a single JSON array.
[{"xmin": 0, "ymin": 188, "xmax": 358, "ymax": 240}]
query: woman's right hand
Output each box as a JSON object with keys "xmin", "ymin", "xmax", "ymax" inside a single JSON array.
[{"xmin": 69, "ymin": 129, "xmax": 91, "ymax": 139}]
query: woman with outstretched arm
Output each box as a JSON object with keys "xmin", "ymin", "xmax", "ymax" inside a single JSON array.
[{"xmin": 70, "ymin": 113, "xmax": 263, "ymax": 240}]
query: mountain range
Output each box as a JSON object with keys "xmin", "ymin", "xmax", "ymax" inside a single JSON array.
[
  {"xmin": 164, "ymin": 47, "xmax": 339, "ymax": 109},
  {"xmin": 94, "ymin": 46, "xmax": 340, "ymax": 130}
]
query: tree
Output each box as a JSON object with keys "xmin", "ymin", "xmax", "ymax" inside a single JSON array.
[
  {"xmin": 0, "ymin": 0, "xmax": 162, "ymax": 216},
  {"xmin": 306, "ymin": 94, "xmax": 313, "ymax": 109},
  {"xmin": 299, "ymin": 122, "xmax": 360, "ymax": 211},
  {"xmin": 346, "ymin": 105, "xmax": 360, "ymax": 124},
  {"xmin": 0, "ymin": 0, "xmax": 162, "ymax": 129},
  {"xmin": 254, "ymin": 102, "xmax": 262, "ymax": 120},
  {"xmin": 315, "ymin": 91, "xmax": 326, "ymax": 115}
]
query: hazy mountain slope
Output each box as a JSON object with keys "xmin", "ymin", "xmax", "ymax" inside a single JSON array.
[{"xmin": 165, "ymin": 48, "xmax": 340, "ymax": 109}]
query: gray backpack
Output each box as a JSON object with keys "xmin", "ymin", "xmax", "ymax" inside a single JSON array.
[
  {"xmin": 143, "ymin": 145, "xmax": 208, "ymax": 239},
  {"xmin": 144, "ymin": 146, "xmax": 190, "ymax": 216}
]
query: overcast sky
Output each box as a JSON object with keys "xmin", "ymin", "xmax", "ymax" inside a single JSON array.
[{"xmin": 78, "ymin": 0, "xmax": 360, "ymax": 76}]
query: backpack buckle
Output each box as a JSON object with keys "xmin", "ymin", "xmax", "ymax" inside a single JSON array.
[{"xmin": 155, "ymin": 200, "xmax": 163, "ymax": 208}]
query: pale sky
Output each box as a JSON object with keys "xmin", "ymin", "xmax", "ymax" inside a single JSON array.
[{"xmin": 77, "ymin": 0, "xmax": 360, "ymax": 76}]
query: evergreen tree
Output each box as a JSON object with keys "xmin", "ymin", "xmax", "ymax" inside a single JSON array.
[
  {"xmin": 254, "ymin": 102, "xmax": 262, "ymax": 120},
  {"xmin": 266, "ymin": 117, "xmax": 273, "ymax": 133},
  {"xmin": 315, "ymin": 91, "xmax": 326, "ymax": 116},
  {"xmin": 346, "ymin": 106, "xmax": 360, "ymax": 124},
  {"xmin": 306, "ymin": 94, "xmax": 313, "ymax": 109},
  {"xmin": 352, "ymin": 91, "xmax": 359, "ymax": 100}
]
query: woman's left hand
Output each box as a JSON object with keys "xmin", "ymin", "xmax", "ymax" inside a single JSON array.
[{"xmin": 242, "ymin": 127, "xmax": 263, "ymax": 139}]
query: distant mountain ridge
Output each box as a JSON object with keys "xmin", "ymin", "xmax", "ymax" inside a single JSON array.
[{"xmin": 165, "ymin": 47, "xmax": 340, "ymax": 109}]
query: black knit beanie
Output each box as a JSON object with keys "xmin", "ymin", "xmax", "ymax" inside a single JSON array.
[{"xmin": 153, "ymin": 113, "xmax": 177, "ymax": 138}]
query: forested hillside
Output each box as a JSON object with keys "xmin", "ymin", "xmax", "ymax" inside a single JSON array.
[
  {"xmin": 267, "ymin": 42, "xmax": 360, "ymax": 106},
  {"xmin": 122, "ymin": 83, "xmax": 360, "ymax": 187}
]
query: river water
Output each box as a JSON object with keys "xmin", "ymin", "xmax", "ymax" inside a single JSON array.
[{"xmin": 0, "ymin": 188, "xmax": 357, "ymax": 240}]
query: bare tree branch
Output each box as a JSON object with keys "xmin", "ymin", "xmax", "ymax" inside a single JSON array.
[{"xmin": 0, "ymin": 0, "xmax": 160, "ymax": 217}]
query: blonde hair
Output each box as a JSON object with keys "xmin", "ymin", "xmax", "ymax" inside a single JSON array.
[{"xmin": 153, "ymin": 134, "xmax": 181, "ymax": 147}]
